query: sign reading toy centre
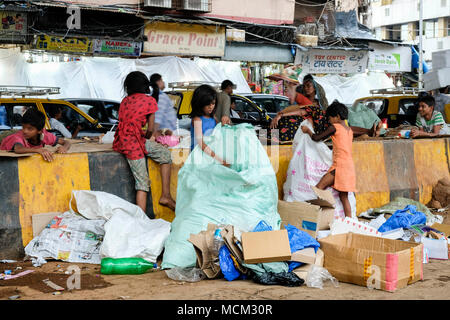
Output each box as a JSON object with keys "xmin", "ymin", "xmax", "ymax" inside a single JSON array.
[
  {"xmin": 143, "ymin": 22, "xmax": 226, "ymax": 57},
  {"xmin": 294, "ymin": 48, "xmax": 369, "ymax": 74}
]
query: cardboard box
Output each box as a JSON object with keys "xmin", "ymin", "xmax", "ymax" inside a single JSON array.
[
  {"xmin": 319, "ymin": 233, "xmax": 423, "ymax": 292},
  {"xmin": 278, "ymin": 200, "xmax": 334, "ymax": 239},
  {"xmin": 331, "ymin": 217, "xmax": 382, "ymax": 237},
  {"xmin": 432, "ymin": 49, "xmax": 450, "ymax": 69},
  {"xmin": 293, "ymin": 248, "xmax": 324, "ymax": 280},
  {"xmin": 32, "ymin": 212, "xmax": 60, "ymax": 237},
  {"xmin": 291, "ymin": 247, "xmax": 316, "ymax": 264},
  {"xmin": 421, "ymin": 237, "xmax": 448, "ymax": 260},
  {"xmin": 241, "ymin": 230, "xmax": 291, "ymax": 264},
  {"xmin": 431, "ymin": 223, "xmax": 450, "ymax": 238}
]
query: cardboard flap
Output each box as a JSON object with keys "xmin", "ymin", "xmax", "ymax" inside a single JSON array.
[
  {"xmin": 242, "ymin": 230, "xmax": 292, "ymax": 264},
  {"xmin": 308, "ymin": 186, "xmax": 336, "ymax": 208},
  {"xmin": 290, "ymin": 247, "xmax": 316, "ymax": 264},
  {"xmin": 431, "ymin": 223, "xmax": 450, "ymax": 238}
]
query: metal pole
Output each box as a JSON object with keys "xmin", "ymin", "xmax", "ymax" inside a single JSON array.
[{"xmin": 418, "ymin": 0, "xmax": 423, "ymax": 89}]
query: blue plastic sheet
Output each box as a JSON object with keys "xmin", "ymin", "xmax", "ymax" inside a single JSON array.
[
  {"xmin": 378, "ymin": 205, "xmax": 427, "ymax": 233},
  {"xmin": 285, "ymin": 224, "xmax": 320, "ymax": 272},
  {"xmin": 219, "ymin": 245, "xmax": 241, "ymax": 281}
]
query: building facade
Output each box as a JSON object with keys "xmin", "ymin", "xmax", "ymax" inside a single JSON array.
[{"xmin": 367, "ymin": 0, "xmax": 450, "ymax": 62}]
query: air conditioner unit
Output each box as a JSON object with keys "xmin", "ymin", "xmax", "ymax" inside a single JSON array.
[
  {"xmin": 183, "ymin": 0, "xmax": 210, "ymax": 12},
  {"xmin": 144, "ymin": 0, "xmax": 172, "ymax": 8}
]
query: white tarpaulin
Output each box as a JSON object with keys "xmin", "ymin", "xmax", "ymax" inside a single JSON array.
[
  {"xmin": 310, "ymin": 72, "xmax": 395, "ymax": 105},
  {"xmin": 0, "ymin": 49, "xmax": 251, "ymax": 100}
]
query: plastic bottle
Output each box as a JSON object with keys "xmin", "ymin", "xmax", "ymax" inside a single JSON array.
[
  {"xmin": 100, "ymin": 257, "xmax": 157, "ymax": 275},
  {"xmin": 398, "ymin": 130, "xmax": 411, "ymax": 139},
  {"xmin": 212, "ymin": 228, "xmax": 224, "ymax": 257}
]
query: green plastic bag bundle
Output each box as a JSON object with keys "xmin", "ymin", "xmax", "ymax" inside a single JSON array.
[
  {"xmin": 348, "ymin": 102, "xmax": 386, "ymax": 135},
  {"xmin": 161, "ymin": 124, "xmax": 282, "ymax": 269}
]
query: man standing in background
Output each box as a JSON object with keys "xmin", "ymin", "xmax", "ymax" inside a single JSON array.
[{"xmin": 215, "ymin": 80, "xmax": 234, "ymax": 125}]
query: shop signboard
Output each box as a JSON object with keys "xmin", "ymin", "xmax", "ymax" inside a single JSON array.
[
  {"xmin": 368, "ymin": 42, "xmax": 412, "ymax": 72},
  {"xmin": 35, "ymin": 35, "xmax": 92, "ymax": 53},
  {"xmin": 93, "ymin": 39, "xmax": 142, "ymax": 57},
  {"xmin": 143, "ymin": 21, "xmax": 226, "ymax": 57},
  {"xmin": 0, "ymin": 11, "xmax": 27, "ymax": 43},
  {"xmin": 294, "ymin": 48, "xmax": 369, "ymax": 74}
]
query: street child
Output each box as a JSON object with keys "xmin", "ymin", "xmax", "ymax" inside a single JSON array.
[
  {"xmin": 302, "ymin": 101, "xmax": 356, "ymax": 217},
  {"xmin": 113, "ymin": 71, "xmax": 176, "ymax": 213},
  {"xmin": 411, "ymin": 95, "xmax": 447, "ymax": 138},
  {"xmin": 190, "ymin": 84, "xmax": 230, "ymax": 167},
  {"xmin": 0, "ymin": 108, "xmax": 71, "ymax": 161}
]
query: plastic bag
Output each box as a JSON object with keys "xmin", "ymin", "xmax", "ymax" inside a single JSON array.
[
  {"xmin": 285, "ymin": 224, "xmax": 320, "ymax": 272},
  {"xmin": 100, "ymin": 212, "xmax": 171, "ymax": 263},
  {"xmin": 305, "ymin": 265, "xmax": 339, "ymax": 289},
  {"xmin": 218, "ymin": 245, "xmax": 241, "ymax": 281},
  {"xmin": 69, "ymin": 190, "xmax": 171, "ymax": 263},
  {"xmin": 283, "ymin": 120, "xmax": 357, "ymax": 219},
  {"xmin": 348, "ymin": 102, "xmax": 385, "ymax": 135},
  {"xmin": 165, "ymin": 267, "xmax": 206, "ymax": 282},
  {"xmin": 378, "ymin": 205, "xmax": 427, "ymax": 233},
  {"xmin": 162, "ymin": 124, "xmax": 281, "ymax": 269},
  {"xmin": 373, "ymin": 197, "xmax": 434, "ymax": 222},
  {"xmin": 252, "ymin": 271, "xmax": 304, "ymax": 287},
  {"xmin": 100, "ymin": 124, "xmax": 116, "ymax": 144}
]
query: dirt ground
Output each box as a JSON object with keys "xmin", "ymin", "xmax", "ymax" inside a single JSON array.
[{"xmin": 0, "ymin": 258, "xmax": 449, "ymax": 300}]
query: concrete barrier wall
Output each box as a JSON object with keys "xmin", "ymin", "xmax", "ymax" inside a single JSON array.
[{"xmin": 1, "ymin": 138, "xmax": 449, "ymax": 259}]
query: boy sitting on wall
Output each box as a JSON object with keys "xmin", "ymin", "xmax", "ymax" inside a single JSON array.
[
  {"xmin": 0, "ymin": 108, "xmax": 71, "ymax": 161},
  {"xmin": 411, "ymin": 95, "xmax": 448, "ymax": 138}
]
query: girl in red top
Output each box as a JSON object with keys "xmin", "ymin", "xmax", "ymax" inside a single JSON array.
[{"xmin": 113, "ymin": 71, "xmax": 176, "ymax": 213}]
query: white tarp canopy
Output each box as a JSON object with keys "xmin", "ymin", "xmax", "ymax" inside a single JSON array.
[
  {"xmin": 0, "ymin": 48, "xmax": 252, "ymax": 101},
  {"xmin": 309, "ymin": 72, "xmax": 395, "ymax": 105}
]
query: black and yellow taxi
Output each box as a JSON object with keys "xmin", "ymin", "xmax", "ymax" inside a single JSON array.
[
  {"xmin": 0, "ymin": 86, "xmax": 107, "ymax": 137},
  {"xmin": 352, "ymin": 88, "xmax": 420, "ymax": 128},
  {"xmin": 166, "ymin": 82, "xmax": 272, "ymax": 129}
]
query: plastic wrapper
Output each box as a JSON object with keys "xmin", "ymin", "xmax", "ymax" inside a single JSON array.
[
  {"xmin": 305, "ymin": 265, "xmax": 339, "ymax": 289},
  {"xmin": 378, "ymin": 205, "xmax": 427, "ymax": 233},
  {"xmin": 218, "ymin": 245, "xmax": 241, "ymax": 281},
  {"xmin": 165, "ymin": 267, "xmax": 206, "ymax": 282},
  {"xmin": 252, "ymin": 271, "xmax": 304, "ymax": 287}
]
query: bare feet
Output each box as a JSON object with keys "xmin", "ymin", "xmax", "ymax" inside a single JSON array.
[{"xmin": 159, "ymin": 196, "xmax": 176, "ymax": 211}]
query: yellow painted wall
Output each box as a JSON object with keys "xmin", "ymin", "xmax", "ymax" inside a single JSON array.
[
  {"xmin": 413, "ymin": 139, "xmax": 450, "ymax": 205},
  {"xmin": 18, "ymin": 153, "xmax": 90, "ymax": 246}
]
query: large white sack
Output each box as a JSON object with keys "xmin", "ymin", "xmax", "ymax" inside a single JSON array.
[
  {"xmin": 70, "ymin": 190, "xmax": 147, "ymax": 220},
  {"xmin": 283, "ymin": 120, "xmax": 356, "ymax": 219},
  {"xmin": 100, "ymin": 212, "xmax": 171, "ymax": 263},
  {"xmin": 70, "ymin": 190, "xmax": 171, "ymax": 263}
]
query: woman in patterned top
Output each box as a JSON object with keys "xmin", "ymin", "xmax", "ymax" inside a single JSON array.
[{"xmin": 411, "ymin": 95, "xmax": 447, "ymax": 138}]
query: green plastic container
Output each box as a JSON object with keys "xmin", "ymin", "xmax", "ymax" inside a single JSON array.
[{"xmin": 100, "ymin": 257, "xmax": 157, "ymax": 275}]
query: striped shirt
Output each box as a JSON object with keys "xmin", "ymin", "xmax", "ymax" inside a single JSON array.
[{"xmin": 416, "ymin": 111, "xmax": 445, "ymax": 133}]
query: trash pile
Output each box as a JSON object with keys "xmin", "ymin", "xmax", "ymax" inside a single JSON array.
[
  {"xmin": 161, "ymin": 123, "xmax": 339, "ymax": 289},
  {"xmin": 24, "ymin": 190, "xmax": 171, "ymax": 268}
]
